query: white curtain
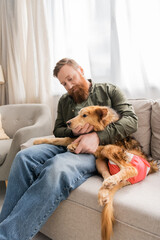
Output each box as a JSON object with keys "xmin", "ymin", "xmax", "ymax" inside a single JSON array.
[
  {"xmin": 0, "ymin": 0, "xmax": 59, "ymax": 122},
  {"xmin": 0, "ymin": 0, "xmax": 160, "ymax": 119},
  {"xmin": 50, "ymin": 0, "xmax": 110, "ymax": 95},
  {"xmin": 111, "ymin": 0, "xmax": 160, "ymax": 99},
  {"xmin": 0, "ymin": 0, "xmax": 110, "ymax": 122},
  {"xmin": 0, "ymin": 0, "xmax": 53, "ymax": 102}
]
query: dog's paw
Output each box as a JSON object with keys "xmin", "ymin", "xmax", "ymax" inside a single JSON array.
[
  {"xmin": 102, "ymin": 176, "xmax": 119, "ymax": 189},
  {"xmin": 98, "ymin": 187, "xmax": 110, "ymax": 206},
  {"xmin": 67, "ymin": 143, "xmax": 78, "ymax": 152}
]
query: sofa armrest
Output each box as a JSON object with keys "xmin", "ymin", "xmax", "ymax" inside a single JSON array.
[
  {"xmin": 1, "ymin": 119, "xmax": 53, "ymax": 180},
  {"xmin": 21, "ymin": 135, "xmax": 55, "ymax": 150}
]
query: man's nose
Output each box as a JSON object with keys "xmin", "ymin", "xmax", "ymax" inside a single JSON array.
[{"xmin": 67, "ymin": 82, "xmax": 73, "ymax": 91}]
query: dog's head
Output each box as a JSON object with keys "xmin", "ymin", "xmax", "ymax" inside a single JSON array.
[{"xmin": 66, "ymin": 105, "xmax": 119, "ymax": 131}]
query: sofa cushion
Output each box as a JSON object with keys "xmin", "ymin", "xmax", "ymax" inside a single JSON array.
[
  {"xmin": 151, "ymin": 100, "xmax": 160, "ymax": 160},
  {"xmin": 0, "ymin": 139, "xmax": 12, "ymax": 165},
  {"xmin": 113, "ymin": 171, "xmax": 160, "ymax": 237},
  {"xmin": 128, "ymin": 99, "xmax": 153, "ymax": 155},
  {"xmin": 69, "ymin": 172, "xmax": 160, "ymax": 236},
  {"xmin": 42, "ymin": 172, "xmax": 160, "ymax": 239}
]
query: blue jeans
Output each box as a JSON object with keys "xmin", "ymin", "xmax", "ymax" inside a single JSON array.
[{"xmin": 0, "ymin": 144, "xmax": 96, "ymax": 240}]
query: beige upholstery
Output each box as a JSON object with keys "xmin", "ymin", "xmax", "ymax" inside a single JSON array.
[
  {"xmin": 151, "ymin": 100, "xmax": 160, "ymax": 160},
  {"xmin": 129, "ymin": 99, "xmax": 153, "ymax": 156},
  {"xmin": 0, "ymin": 104, "xmax": 52, "ymax": 180},
  {"xmin": 8, "ymin": 100, "xmax": 160, "ymax": 240},
  {"xmin": 39, "ymin": 99, "xmax": 160, "ymax": 240},
  {"xmin": 0, "ymin": 114, "xmax": 10, "ymax": 140},
  {"xmin": 41, "ymin": 173, "xmax": 160, "ymax": 240}
]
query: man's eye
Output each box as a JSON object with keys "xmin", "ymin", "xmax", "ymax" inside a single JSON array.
[{"xmin": 82, "ymin": 114, "xmax": 87, "ymax": 118}]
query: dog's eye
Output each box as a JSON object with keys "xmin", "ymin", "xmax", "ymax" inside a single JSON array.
[{"xmin": 82, "ymin": 114, "xmax": 87, "ymax": 118}]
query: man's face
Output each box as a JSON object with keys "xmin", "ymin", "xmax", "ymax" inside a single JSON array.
[
  {"xmin": 57, "ymin": 64, "xmax": 83, "ymax": 91},
  {"xmin": 57, "ymin": 64, "xmax": 90, "ymax": 103}
]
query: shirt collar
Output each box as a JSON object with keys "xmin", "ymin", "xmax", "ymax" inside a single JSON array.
[{"xmin": 88, "ymin": 79, "xmax": 95, "ymax": 94}]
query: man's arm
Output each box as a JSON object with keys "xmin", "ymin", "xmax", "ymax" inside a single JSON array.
[
  {"xmin": 53, "ymin": 98, "xmax": 75, "ymax": 138},
  {"xmin": 96, "ymin": 85, "xmax": 138, "ymax": 145},
  {"xmin": 72, "ymin": 85, "xmax": 138, "ymax": 153},
  {"xmin": 53, "ymin": 85, "xmax": 138, "ymax": 153}
]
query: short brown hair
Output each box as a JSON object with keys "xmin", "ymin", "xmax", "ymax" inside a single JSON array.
[{"xmin": 53, "ymin": 58, "xmax": 80, "ymax": 77}]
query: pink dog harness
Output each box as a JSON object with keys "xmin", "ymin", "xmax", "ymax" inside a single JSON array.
[{"xmin": 108, "ymin": 153, "xmax": 151, "ymax": 184}]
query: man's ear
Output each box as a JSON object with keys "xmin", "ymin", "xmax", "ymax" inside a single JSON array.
[
  {"xmin": 78, "ymin": 66, "xmax": 84, "ymax": 75},
  {"xmin": 95, "ymin": 107, "xmax": 108, "ymax": 121}
]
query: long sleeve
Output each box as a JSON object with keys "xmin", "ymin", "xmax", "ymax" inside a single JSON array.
[
  {"xmin": 96, "ymin": 85, "xmax": 138, "ymax": 145},
  {"xmin": 53, "ymin": 95, "xmax": 75, "ymax": 138},
  {"xmin": 53, "ymin": 82, "xmax": 138, "ymax": 144}
]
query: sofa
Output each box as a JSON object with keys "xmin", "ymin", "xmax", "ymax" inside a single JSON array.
[
  {"xmin": 0, "ymin": 104, "xmax": 52, "ymax": 181},
  {"xmin": 19, "ymin": 99, "xmax": 160, "ymax": 239}
]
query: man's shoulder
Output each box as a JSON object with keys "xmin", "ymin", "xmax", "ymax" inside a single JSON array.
[
  {"xmin": 59, "ymin": 92, "xmax": 70, "ymax": 102},
  {"xmin": 58, "ymin": 92, "xmax": 74, "ymax": 109},
  {"xmin": 93, "ymin": 82, "xmax": 117, "ymax": 92}
]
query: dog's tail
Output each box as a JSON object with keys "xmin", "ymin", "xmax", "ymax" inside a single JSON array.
[
  {"xmin": 101, "ymin": 180, "xmax": 130, "ymax": 240},
  {"xmin": 101, "ymin": 194, "xmax": 114, "ymax": 240}
]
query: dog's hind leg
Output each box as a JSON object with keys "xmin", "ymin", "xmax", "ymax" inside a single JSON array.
[
  {"xmin": 96, "ymin": 158, "xmax": 111, "ymax": 180},
  {"xmin": 100, "ymin": 145, "xmax": 138, "ymax": 189},
  {"xmin": 103, "ymin": 165, "xmax": 137, "ymax": 189}
]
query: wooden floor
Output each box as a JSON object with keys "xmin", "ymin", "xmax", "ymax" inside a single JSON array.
[{"xmin": 0, "ymin": 181, "xmax": 51, "ymax": 240}]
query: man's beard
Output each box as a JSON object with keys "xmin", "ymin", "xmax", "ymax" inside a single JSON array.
[{"xmin": 68, "ymin": 82, "xmax": 90, "ymax": 104}]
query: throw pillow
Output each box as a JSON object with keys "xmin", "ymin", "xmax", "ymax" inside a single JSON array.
[
  {"xmin": 0, "ymin": 114, "xmax": 10, "ymax": 140},
  {"xmin": 151, "ymin": 100, "xmax": 160, "ymax": 160},
  {"xmin": 128, "ymin": 99, "xmax": 153, "ymax": 156}
]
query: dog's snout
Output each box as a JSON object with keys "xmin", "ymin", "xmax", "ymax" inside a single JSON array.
[{"xmin": 67, "ymin": 121, "xmax": 71, "ymax": 127}]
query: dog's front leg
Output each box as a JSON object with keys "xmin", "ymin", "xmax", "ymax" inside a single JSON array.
[
  {"xmin": 67, "ymin": 142, "xmax": 79, "ymax": 152},
  {"xmin": 33, "ymin": 137, "xmax": 74, "ymax": 147}
]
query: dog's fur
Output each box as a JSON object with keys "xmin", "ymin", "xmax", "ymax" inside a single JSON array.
[{"xmin": 34, "ymin": 105, "xmax": 158, "ymax": 240}]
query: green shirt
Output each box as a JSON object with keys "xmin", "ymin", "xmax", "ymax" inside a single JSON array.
[{"xmin": 53, "ymin": 81, "xmax": 138, "ymax": 145}]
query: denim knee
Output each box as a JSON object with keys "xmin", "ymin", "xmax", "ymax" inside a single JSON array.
[
  {"xmin": 11, "ymin": 148, "xmax": 34, "ymax": 172},
  {"xmin": 43, "ymin": 153, "xmax": 92, "ymax": 192},
  {"xmin": 43, "ymin": 156, "xmax": 72, "ymax": 184}
]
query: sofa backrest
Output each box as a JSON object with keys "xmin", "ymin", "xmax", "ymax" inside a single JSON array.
[
  {"xmin": 128, "ymin": 99, "xmax": 153, "ymax": 156},
  {"xmin": 151, "ymin": 99, "xmax": 160, "ymax": 160},
  {"xmin": 0, "ymin": 104, "xmax": 51, "ymax": 138},
  {"xmin": 128, "ymin": 99, "xmax": 160, "ymax": 160}
]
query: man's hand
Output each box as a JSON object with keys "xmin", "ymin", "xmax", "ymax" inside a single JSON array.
[
  {"xmin": 72, "ymin": 123, "xmax": 94, "ymax": 136},
  {"xmin": 73, "ymin": 132, "xmax": 99, "ymax": 154}
]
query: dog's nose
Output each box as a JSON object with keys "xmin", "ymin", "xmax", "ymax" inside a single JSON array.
[{"xmin": 66, "ymin": 121, "xmax": 71, "ymax": 127}]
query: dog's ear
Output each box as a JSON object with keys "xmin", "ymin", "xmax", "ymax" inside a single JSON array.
[{"xmin": 95, "ymin": 107, "xmax": 108, "ymax": 121}]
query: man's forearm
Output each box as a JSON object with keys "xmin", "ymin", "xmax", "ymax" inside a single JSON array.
[
  {"xmin": 97, "ymin": 115, "xmax": 138, "ymax": 145},
  {"xmin": 53, "ymin": 127, "xmax": 74, "ymax": 138}
]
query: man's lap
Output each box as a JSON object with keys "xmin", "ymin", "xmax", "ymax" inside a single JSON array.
[{"xmin": 16, "ymin": 143, "xmax": 96, "ymax": 173}]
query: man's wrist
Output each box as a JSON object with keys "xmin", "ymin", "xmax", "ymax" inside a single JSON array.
[{"xmin": 91, "ymin": 132, "xmax": 100, "ymax": 144}]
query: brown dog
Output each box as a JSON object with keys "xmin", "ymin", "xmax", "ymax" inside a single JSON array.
[{"xmin": 34, "ymin": 105, "xmax": 158, "ymax": 240}]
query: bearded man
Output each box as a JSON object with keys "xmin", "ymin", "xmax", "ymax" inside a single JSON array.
[{"xmin": 0, "ymin": 58, "xmax": 138, "ymax": 240}]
